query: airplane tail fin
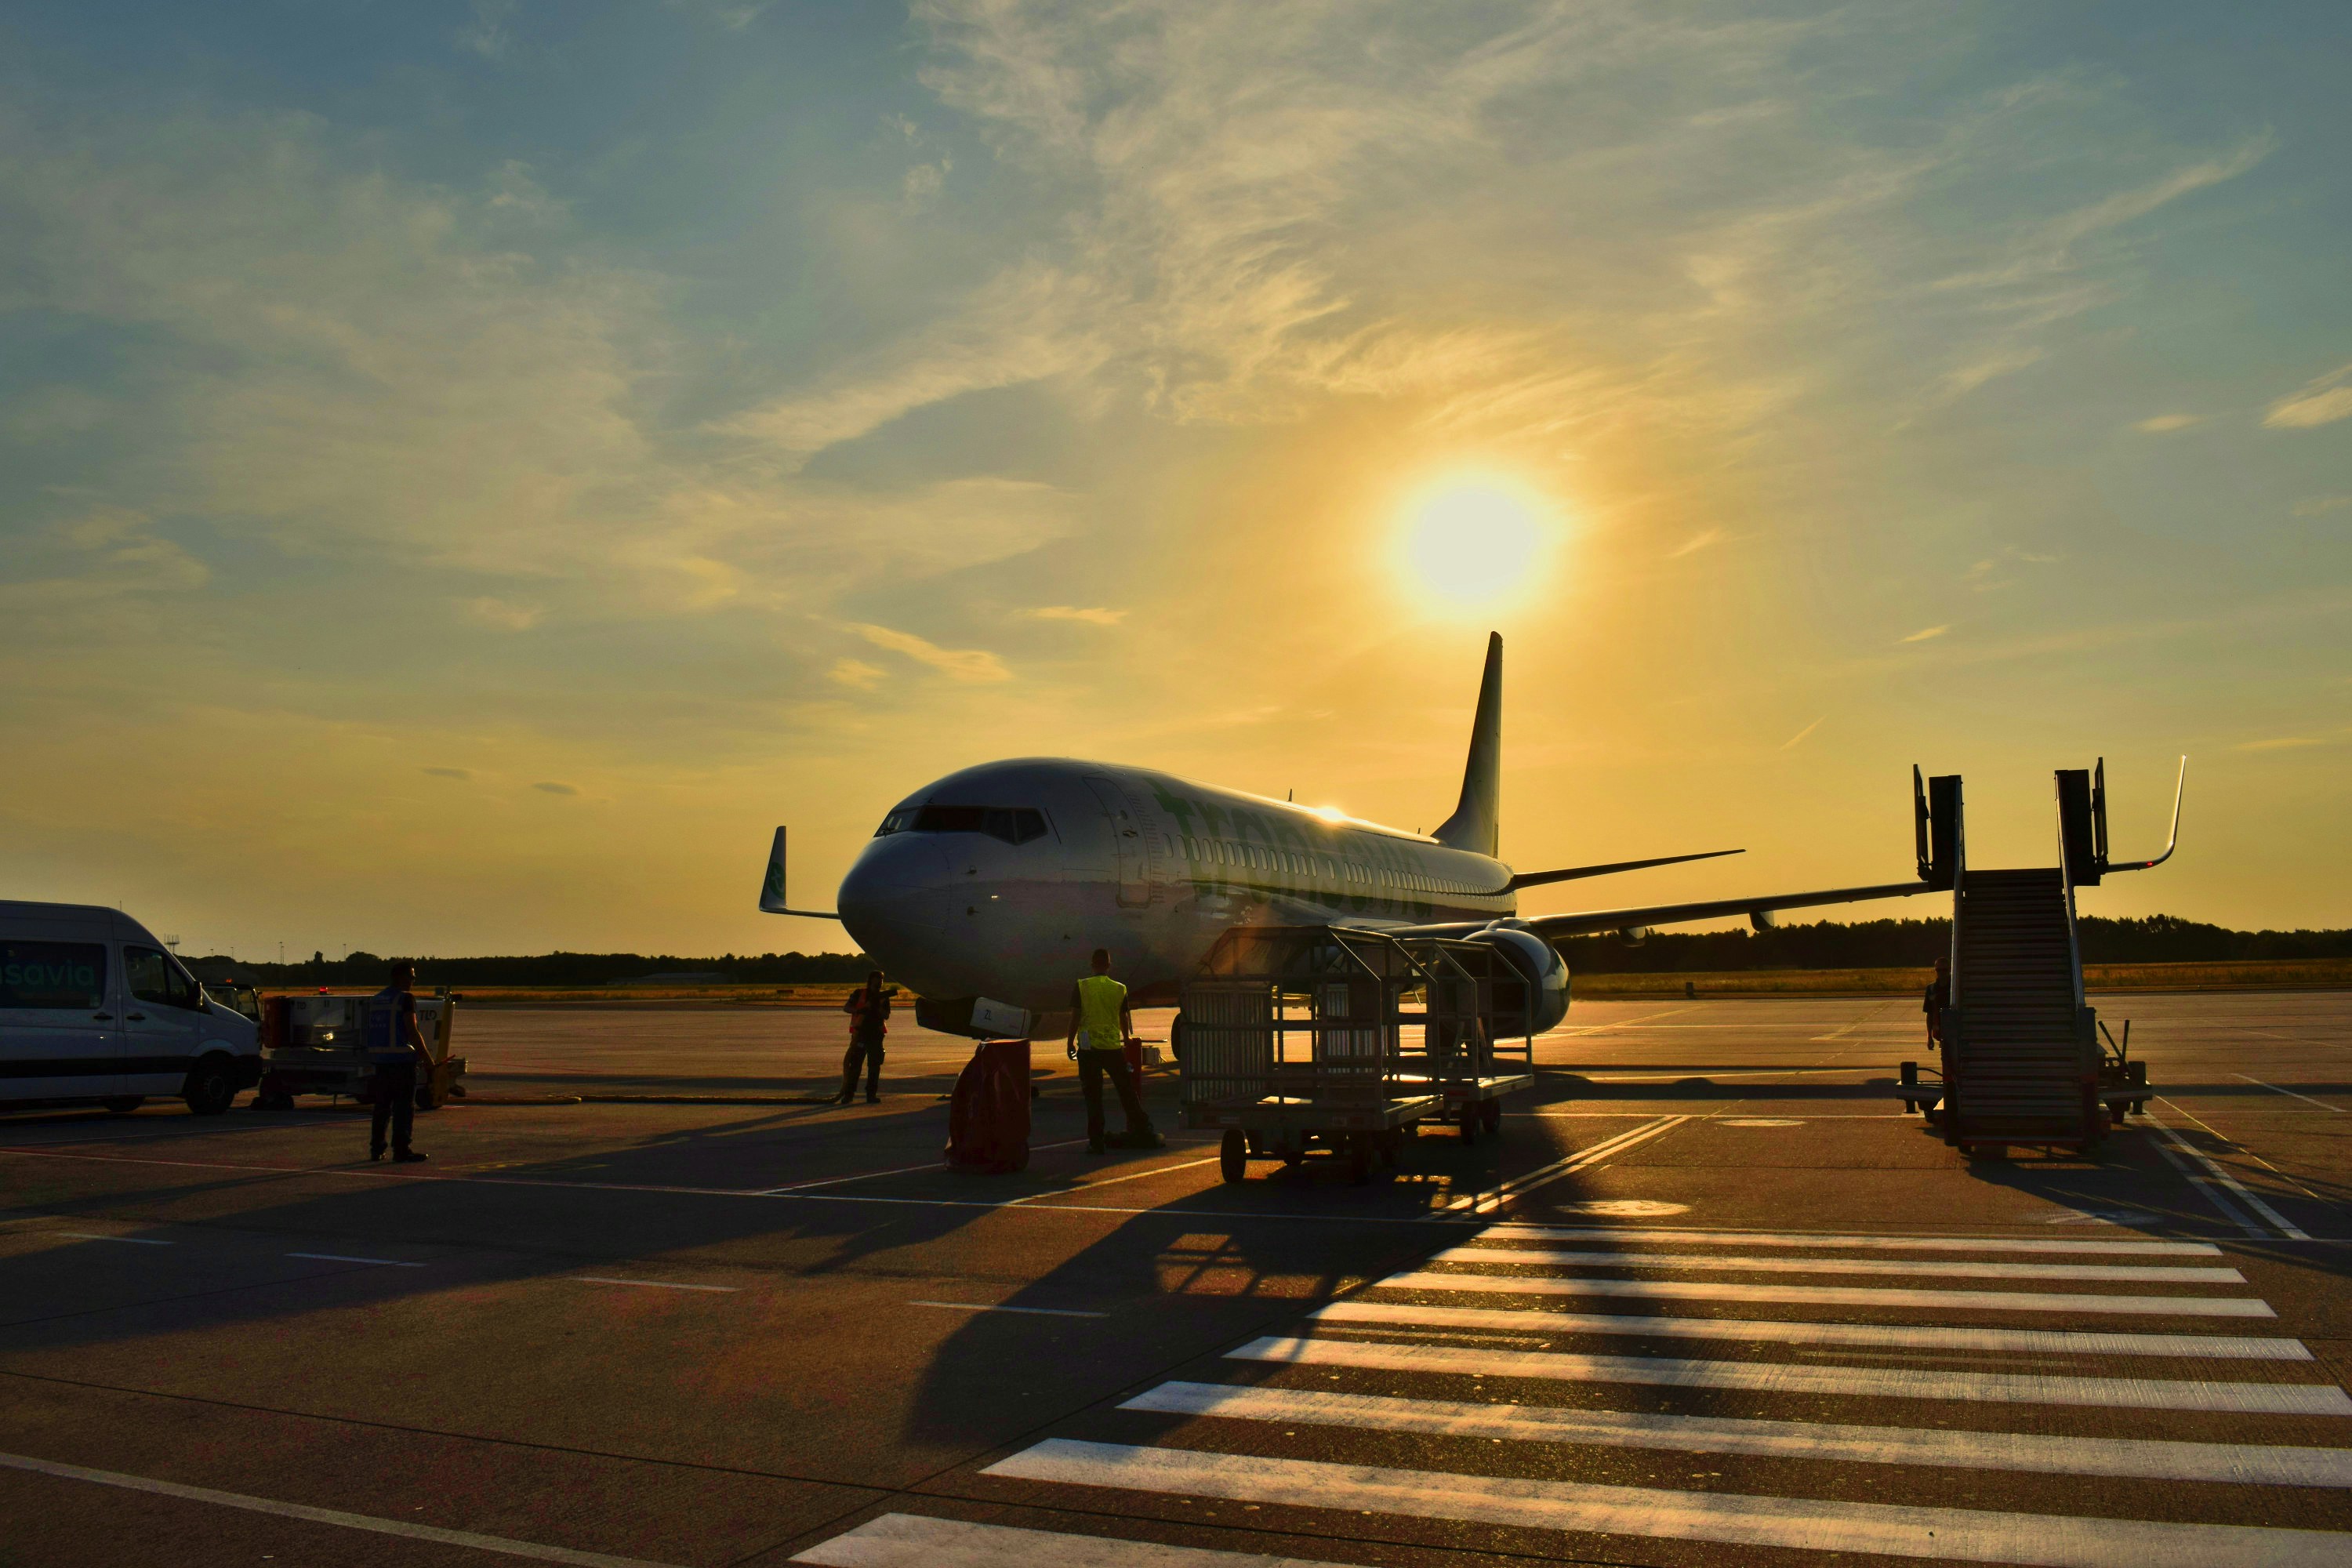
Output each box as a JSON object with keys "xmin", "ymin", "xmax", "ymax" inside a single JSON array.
[{"xmin": 1433, "ymin": 632, "xmax": 1502, "ymax": 857}]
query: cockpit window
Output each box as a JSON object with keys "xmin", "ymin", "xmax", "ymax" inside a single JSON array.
[{"xmin": 874, "ymin": 805, "xmax": 1048, "ymax": 844}]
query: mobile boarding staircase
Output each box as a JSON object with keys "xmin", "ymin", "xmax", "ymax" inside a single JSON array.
[{"xmin": 1900, "ymin": 760, "xmax": 2183, "ymax": 1155}]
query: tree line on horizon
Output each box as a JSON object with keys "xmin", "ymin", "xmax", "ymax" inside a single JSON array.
[{"xmin": 186, "ymin": 913, "xmax": 2349, "ymax": 987}]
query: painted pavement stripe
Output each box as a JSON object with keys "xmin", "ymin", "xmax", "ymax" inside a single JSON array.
[
  {"xmin": 909, "ymin": 1301, "xmax": 1109, "ymax": 1319},
  {"xmin": 1306, "ymin": 1299, "xmax": 2312, "ymax": 1360},
  {"xmin": 2233, "ymin": 1074, "xmax": 2343, "ymax": 1112},
  {"xmin": 56, "ymin": 1232, "xmax": 171, "ymax": 1245},
  {"xmin": 1123, "ymin": 1381, "xmax": 2352, "ymax": 1487},
  {"xmin": 567, "ymin": 1276, "xmax": 739, "ymax": 1293},
  {"xmin": 286, "ymin": 1252, "xmax": 424, "ymax": 1268},
  {"xmin": 790, "ymin": 1512, "xmax": 1317, "ymax": 1566},
  {"xmin": 0, "ymin": 1450, "xmax": 677, "ymax": 1567},
  {"xmin": 1376, "ymin": 1270, "xmax": 2278, "ymax": 1317},
  {"xmin": 983, "ymin": 1439, "xmax": 2351, "ymax": 1568},
  {"xmin": 2146, "ymin": 1108, "xmax": 2310, "ymax": 1242},
  {"xmin": 1434, "ymin": 1116, "xmax": 1686, "ymax": 1215},
  {"xmin": 1227, "ymin": 1334, "xmax": 2350, "ymax": 1414},
  {"xmin": 1433, "ymin": 1247, "xmax": 2245, "ymax": 1283},
  {"xmin": 1481, "ymin": 1225, "xmax": 2224, "ymax": 1257}
]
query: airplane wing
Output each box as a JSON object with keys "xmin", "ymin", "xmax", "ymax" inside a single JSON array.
[{"xmin": 1393, "ymin": 878, "xmax": 1932, "ymax": 942}]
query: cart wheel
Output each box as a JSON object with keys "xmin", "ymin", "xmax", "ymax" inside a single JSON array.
[
  {"xmin": 1457, "ymin": 1105, "xmax": 1479, "ymax": 1145},
  {"xmin": 1479, "ymin": 1099, "xmax": 1501, "ymax": 1134},
  {"xmin": 1219, "ymin": 1129, "xmax": 1247, "ymax": 1184},
  {"xmin": 255, "ymin": 1089, "xmax": 295, "ymax": 1112},
  {"xmin": 1347, "ymin": 1138, "xmax": 1373, "ymax": 1185},
  {"xmin": 1168, "ymin": 1013, "xmax": 1185, "ymax": 1065}
]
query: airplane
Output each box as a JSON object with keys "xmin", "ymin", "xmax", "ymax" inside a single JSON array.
[{"xmin": 758, "ymin": 632, "xmax": 1948, "ymax": 1042}]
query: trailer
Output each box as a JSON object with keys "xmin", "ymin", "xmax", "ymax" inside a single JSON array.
[
  {"xmin": 253, "ymin": 989, "xmax": 466, "ymax": 1111},
  {"xmin": 1177, "ymin": 925, "xmax": 1534, "ymax": 1184}
]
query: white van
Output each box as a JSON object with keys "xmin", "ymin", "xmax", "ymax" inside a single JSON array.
[{"xmin": 0, "ymin": 902, "xmax": 262, "ymax": 1116}]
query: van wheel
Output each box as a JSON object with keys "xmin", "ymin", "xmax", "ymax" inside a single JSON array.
[
  {"xmin": 100, "ymin": 1096, "xmax": 144, "ymax": 1115},
  {"xmin": 183, "ymin": 1057, "xmax": 237, "ymax": 1116}
]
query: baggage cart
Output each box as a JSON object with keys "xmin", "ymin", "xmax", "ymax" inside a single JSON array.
[
  {"xmin": 255, "ymin": 989, "xmax": 465, "ymax": 1111},
  {"xmin": 1395, "ymin": 935, "xmax": 1538, "ymax": 1144}
]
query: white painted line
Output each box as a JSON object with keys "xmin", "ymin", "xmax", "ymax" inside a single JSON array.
[
  {"xmin": 985, "ymin": 1439, "xmax": 2351, "ymax": 1567},
  {"xmin": 0, "ymin": 1449, "xmax": 677, "ymax": 1567},
  {"xmin": 1305, "ymin": 1300, "xmax": 2313, "ymax": 1360},
  {"xmin": 56, "ymin": 1232, "xmax": 171, "ymax": 1246},
  {"xmin": 2234, "ymin": 1075, "xmax": 2343, "ymax": 1112},
  {"xmin": 790, "ymin": 1512, "xmax": 1305, "ymax": 1566},
  {"xmin": 1229, "ymin": 1334, "xmax": 2352, "ymax": 1414},
  {"xmin": 1432, "ymin": 1247, "xmax": 2245, "ymax": 1284},
  {"xmin": 1436, "ymin": 1116, "xmax": 1687, "ymax": 1214},
  {"xmin": 1374, "ymin": 1270, "xmax": 2278, "ymax": 1318},
  {"xmin": 909, "ymin": 1301, "xmax": 1109, "ymax": 1319},
  {"xmin": 1483, "ymin": 1225, "xmax": 2223, "ymax": 1256},
  {"xmin": 2147, "ymin": 1108, "xmax": 2311, "ymax": 1242},
  {"xmin": 758, "ymin": 1139, "xmax": 1098, "ymax": 1194},
  {"xmin": 1003, "ymin": 1155, "xmax": 1223, "ymax": 1205},
  {"xmin": 567, "ymin": 1276, "xmax": 739, "ymax": 1293},
  {"xmin": 1127, "ymin": 1381, "xmax": 2352, "ymax": 1487},
  {"xmin": 287, "ymin": 1253, "xmax": 425, "ymax": 1268}
]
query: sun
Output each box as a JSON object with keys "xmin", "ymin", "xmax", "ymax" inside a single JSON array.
[{"xmin": 1396, "ymin": 474, "xmax": 1552, "ymax": 612}]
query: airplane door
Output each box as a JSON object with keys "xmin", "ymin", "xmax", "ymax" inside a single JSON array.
[
  {"xmin": 1083, "ymin": 776, "xmax": 1151, "ymax": 908},
  {"xmin": 0, "ymin": 937, "xmax": 119, "ymax": 1099}
]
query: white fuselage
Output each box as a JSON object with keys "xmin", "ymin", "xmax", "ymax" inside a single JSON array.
[{"xmin": 836, "ymin": 757, "xmax": 1515, "ymax": 1013}]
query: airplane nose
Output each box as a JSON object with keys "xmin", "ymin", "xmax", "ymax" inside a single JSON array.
[{"xmin": 837, "ymin": 834, "xmax": 952, "ymax": 981}]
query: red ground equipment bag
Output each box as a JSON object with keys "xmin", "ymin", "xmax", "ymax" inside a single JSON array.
[{"xmin": 945, "ymin": 1040, "xmax": 1030, "ymax": 1174}]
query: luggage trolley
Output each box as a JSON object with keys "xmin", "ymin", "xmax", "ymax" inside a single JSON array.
[
  {"xmin": 1180, "ymin": 926, "xmax": 1441, "ymax": 1185},
  {"xmin": 1396, "ymin": 935, "xmax": 1538, "ymax": 1144}
]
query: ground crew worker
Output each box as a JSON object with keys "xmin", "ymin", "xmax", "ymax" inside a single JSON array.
[
  {"xmin": 1066, "ymin": 948, "xmax": 1162, "ymax": 1155},
  {"xmin": 362, "ymin": 961, "xmax": 431, "ymax": 1163},
  {"xmin": 1925, "ymin": 954, "xmax": 1950, "ymax": 1049},
  {"xmin": 837, "ymin": 971, "xmax": 891, "ymax": 1104}
]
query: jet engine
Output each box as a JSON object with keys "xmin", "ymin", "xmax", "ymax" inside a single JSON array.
[{"xmin": 1472, "ymin": 922, "xmax": 1571, "ymax": 1034}]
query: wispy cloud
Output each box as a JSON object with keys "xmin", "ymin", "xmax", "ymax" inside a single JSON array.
[
  {"xmin": 2293, "ymin": 495, "xmax": 2352, "ymax": 517},
  {"xmin": 2234, "ymin": 735, "xmax": 2324, "ymax": 752},
  {"xmin": 458, "ymin": 597, "xmax": 543, "ymax": 631},
  {"xmin": 828, "ymin": 658, "xmax": 887, "ymax": 690},
  {"xmin": 533, "ymin": 780, "xmax": 579, "ymax": 796},
  {"xmin": 2266, "ymin": 364, "xmax": 2352, "ymax": 430},
  {"xmin": 456, "ymin": 0, "xmax": 517, "ymax": 60},
  {"xmin": 1900, "ymin": 624, "xmax": 1950, "ymax": 643},
  {"xmin": 851, "ymin": 622, "xmax": 1011, "ymax": 682},
  {"xmin": 423, "ymin": 767, "xmax": 472, "ymax": 780},
  {"xmin": 1027, "ymin": 605, "xmax": 1126, "ymax": 625},
  {"xmin": 1780, "ymin": 717, "xmax": 1824, "ymax": 750},
  {"xmin": 1668, "ymin": 528, "xmax": 1728, "ymax": 559},
  {"xmin": 2135, "ymin": 413, "xmax": 2201, "ymax": 433}
]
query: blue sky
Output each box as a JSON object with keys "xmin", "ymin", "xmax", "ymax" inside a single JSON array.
[{"xmin": 2, "ymin": 2, "xmax": 2347, "ymax": 956}]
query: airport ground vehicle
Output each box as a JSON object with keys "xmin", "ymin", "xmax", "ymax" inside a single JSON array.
[
  {"xmin": 1177, "ymin": 924, "xmax": 1537, "ymax": 1184},
  {"xmin": 253, "ymin": 989, "xmax": 465, "ymax": 1110},
  {"xmin": 0, "ymin": 902, "xmax": 263, "ymax": 1115}
]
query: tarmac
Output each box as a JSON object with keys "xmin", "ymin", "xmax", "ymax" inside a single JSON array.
[{"xmin": 2, "ymin": 989, "xmax": 2346, "ymax": 1566}]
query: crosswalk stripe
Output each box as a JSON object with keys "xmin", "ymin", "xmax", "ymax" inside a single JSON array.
[
  {"xmin": 1482, "ymin": 1225, "xmax": 2226, "ymax": 1257},
  {"xmin": 1123, "ymin": 1381, "xmax": 2352, "ymax": 1488},
  {"xmin": 1376, "ymin": 1269, "xmax": 2278, "ymax": 1317},
  {"xmin": 1435, "ymin": 1115, "xmax": 1687, "ymax": 1213},
  {"xmin": 1307, "ymin": 1299, "xmax": 2314, "ymax": 1360},
  {"xmin": 789, "ymin": 1512, "xmax": 1312, "ymax": 1566},
  {"xmin": 1227, "ymin": 1334, "xmax": 2352, "ymax": 1414},
  {"xmin": 985, "ymin": 1439, "xmax": 2350, "ymax": 1567},
  {"xmin": 1432, "ymin": 1247, "xmax": 2245, "ymax": 1283}
]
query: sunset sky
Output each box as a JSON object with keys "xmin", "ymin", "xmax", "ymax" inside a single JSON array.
[{"xmin": 3, "ymin": 2, "xmax": 2347, "ymax": 960}]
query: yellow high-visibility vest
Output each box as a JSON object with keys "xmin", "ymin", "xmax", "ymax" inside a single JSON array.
[{"xmin": 1075, "ymin": 973, "xmax": 1127, "ymax": 1050}]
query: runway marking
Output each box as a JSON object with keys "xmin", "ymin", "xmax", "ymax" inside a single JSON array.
[
  {"xmin": 1432, "ymin": 1247, "xmax": 2245, "ymax": 1284},
  {"xmin": 567, "ymin": 1276, "xmax": 739, "ymax": 1293},
  {"xmin": 1125, "ymin": 1381, "xmax": 2352, "ymax": 1487},
  {"xmin": 2234, "ymin": 1074, "xmax": 2344, "ymax": 1112},
  {"xmin": 55, "ymin": 1232, "xmax": 172, "ymax": 1245},
  {"xmin": 757, "ymin": 1138, "xmax": 1097, "ymax": 1194},
  {"xmin": 791, "ymin": 1512, "xmax": 1301, "ymax": 1566},
  {"xmin": 1305, "ymin": 1300, "xmax": 2313, "ymax": 1360},
  {"xmin": 1558, "ymin": 1005, "xmax": 1693, "ymax": 1036},
  {"xmin": 985, "ymin": 1439, "xmax": 2352, "ymax": 1567},
  {"xmin": 1227, "ymin": 1334, "xmax": 2351, "ymax": 1414},
  {"xmin": 909, "ymin": 1300, "xmax": 1110, "ymax": 1319},
  {"xmin": 1435, "ymin": 1116, "xmax": 1688, "ymax": 1214},
  {"xmin": 286, "ymin": 1252, "xmax": 424, "ymax": 1267},
  {"xmin": 1374, "ymin": 1271, "xmax": 2278, "ymax": 1317},
  {"xmin": 2145, "ymin": 1108, "xmax": 2309, "ymax": 1241},
  {"xmin": 0, "ymin": 1449, "xmax": 678, "ymax": 1567},
  {"xmin": 1003, "ymin": 1155, "xmax": 1224, "ymax": 1205},
  {"xmin": 1483, "ymin": 1225, "xmax": 2224, "ymax": 1256}
]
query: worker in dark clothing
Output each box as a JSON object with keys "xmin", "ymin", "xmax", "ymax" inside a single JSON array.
[
  {"xmin": 1924, "ymin": 954, "xmax": 1951, "ymax": 1049},
  {"xmin": 362, "ymin": 961, "xmax": 431, "ymax": 1163},
  {"xmin": 1066, "ymin": 948, "xmax": 1163, "ymax": 1155},
  {"xmin": 837, "ymin": 971, "xmax": 891, "ymax": 1104}
]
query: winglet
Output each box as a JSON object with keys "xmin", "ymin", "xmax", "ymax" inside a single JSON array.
[
  {"xmin": 1433, "ymin": 631, "xmax": 1502, "ymax": 858},
  {"xmin": 758, "ymin": 826, "xmax": 842, "ymax": 918}
]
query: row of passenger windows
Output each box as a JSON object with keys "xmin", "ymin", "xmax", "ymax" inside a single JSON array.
[
  {"xmin": 1188, "ymin": 840, "xmax": 1482, "ymax": 898},
  {"xmin": 873, "ymin": 805, "xmax": 1051, "ymax": 844},
  {"xmin": 0, "ymin": 940, "xmax": 201, "ymax": 1011}
]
